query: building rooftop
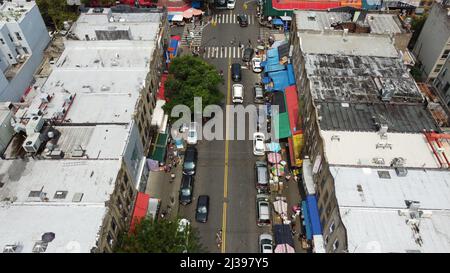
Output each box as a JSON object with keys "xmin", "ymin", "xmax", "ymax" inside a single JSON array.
[
  {"xmin": 330, "ymin": 166, "xmax": 450, "ymax": 253},
  {"xmin": 321, "ymin": 130, "xmax": 441, "ymax": 168},
  {"xmin": 18, "ymin": 41, "xmax": 153, "ymax": 124},
  {"xmin": 0, "ymin": 159, "xmax": 119, "ymax": 253},
  {"xmin": 294, "ymin": 10, "xmax": 405, "ymax": 34},
  {"xmin": 71, "ymin": 8, "xmax": 162, "ymax": 41},
  {"xmin": 0, "ymin": 0, "xmax": 34, "ymax": 23},
  {"xmin": 298, "ymin": 32, "xmax": 399, "ymax": 57},
  {"xmin": 317, "ymin": 102, "xmax": 439, "ymax": 133},
  {"xmin": 304, "ymin": 53, "xmax": 423, "ymax": 103}
]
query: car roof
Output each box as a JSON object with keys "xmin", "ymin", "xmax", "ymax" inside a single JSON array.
[
  {"xmin": 197, "ymin": 195, "xmax": 209, "ymax": 205},
  {"xmin": 181, "ymin": 175, "xmax": 193, "ymax": 186},
  {"xmin": 232, "ymin": 63, "xmax": 241, "ymax": 68},
  {"xmin": 259, "ymin": 233, "xmax": 273, "ymax": 241},
  {"xmin": 245, "ymin": 47, "xmax": 254, "ymax": 53}
]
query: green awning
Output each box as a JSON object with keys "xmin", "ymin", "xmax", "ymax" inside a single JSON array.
[
  {"xmin": 273, "ymin": 112, "xmax": 291, "ymax": 139},
  {"xmin": 150, "ymin": 133, "xmax": 169, "ymax": 162},
  {"xmin": 263, "ymin": 0, "xmax": 294, "ymax": 17}
]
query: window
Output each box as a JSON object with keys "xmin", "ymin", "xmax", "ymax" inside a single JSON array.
[
  {"xmin": 15, "ymin": 48, "xmax": 20, "ymax": 56},
  {"xmin": 15, "ymin": 32, "xmax": 22, "ymax": 41},
  {"xmin": 0, "ymin": 38, "xmax": 4, "ymax": 44},
  {"xmin": 434, "ymin": 64, "xmax": 444, "ymax": 74},
  {"xmin": 444, "ymin": 82, "xmax": 450, "ymax": 95},
  {"xmin": 442, "ymin": 50, "xmax": 450, "ymax": 59},
  {"xmin": 22, "ymin": 47, "xmax": 28, "ymax": 54},
  {"xmin": 329, "ymin": 221, "xmax": 336, "ymax": 234},
  {"xmin": 8, "ymin": 33, "xmax": 13, "ymax": 42},
  {"xmin": 8, "ymin": 53, "xmax": 12, "ymax": 60},
  {"xmin": 111, "ymin": 218, "xmax": 117, "ymax": 233},
  {"xmin": 333, "ymin": 239, "xmax": 339, "ymax": 252}
]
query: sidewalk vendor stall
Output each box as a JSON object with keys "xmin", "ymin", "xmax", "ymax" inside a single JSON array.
[{"xmin": 273, "ymin": 224, "xmax": 295, "ymax": 253}]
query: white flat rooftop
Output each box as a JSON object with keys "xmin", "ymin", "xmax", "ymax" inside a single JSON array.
[
  {"xmin": 52, "ymin": 125, "xmax": 130, "ymax": 159},
  {"xmin": 298, "ymin": 32, "xmax": 399, "ymax": 58},
  {"xmin": 0, "ymin": 0, "xmax": 34, "ymax": 23},
  {"xmin": 321, "ymin": 130, "xmax": 440, "ymax": 168},
  {"xmin": 72, "ymin": 9, "xmax": 161, "ymax": 41},
  {"xmin": 331, "ymin": 166, "xmax": 450, "ymax": 252}
]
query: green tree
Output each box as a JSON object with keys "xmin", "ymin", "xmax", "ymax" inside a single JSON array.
[
  {"xmin": 115, "ymin": 217, "xmax": 206, "ymax": 253},
  {"xmin": 163, "ymin": 55, "xmax": 224, "ymax": 117},
  {"xmin": 36, "ymin": 0, "xmax": 79, "ymax": 30}
]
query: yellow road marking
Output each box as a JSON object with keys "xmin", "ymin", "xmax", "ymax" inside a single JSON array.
[{"xmin": 221, "ymin": 58, "xmax": 231, "ymax": 253}]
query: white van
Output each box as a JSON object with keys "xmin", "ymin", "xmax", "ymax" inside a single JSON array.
[
  {"xmin": 147, "ymin": 198, "xmax": 161, "ymax": 221},
  {"xmin": 232, "ymin": 84, "xmax": 244, "ymax": 104}
]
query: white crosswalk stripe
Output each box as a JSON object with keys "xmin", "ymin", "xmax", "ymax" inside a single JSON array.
[
  {"xmin": 202, "ymin": 46, "xmax": 245, "ymax": 59},
  {"xmin": 212, "ymin": 13, "xmax": 255, "ymax": 25}
]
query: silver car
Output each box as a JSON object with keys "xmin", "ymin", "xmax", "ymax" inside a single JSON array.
[{"xmin": 259, "ymin": 233, "xmax": 273, "ymax": 253}]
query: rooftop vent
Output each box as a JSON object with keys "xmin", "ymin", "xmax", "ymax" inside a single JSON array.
[
  {"xmin": 377, "ymin": 170, "xmax": 391, "ymax": 179},
  {"xmin": 53, "ymin": 191, "xmax": 68, "ymax": 199},
  {"xmin": 373, "ymin": 157, "xmax": 385, "ymax": 165},
  {"xmin": 395, "ymin": 167, "xmax": 408, "ymax": 177},
  {"xmin": 72, "ymin": 193, "xmax": 84, "ymax": 202},
  {"xmin": 3, "ymin": 243, "xmax": 22, "ymax": 253},
  {"xmin": 32, "ymin": 241, "xmax": 48, "ymax": 253}
]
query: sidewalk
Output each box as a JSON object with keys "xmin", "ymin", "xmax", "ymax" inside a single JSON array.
[{"xmin": 145, "ymin": 145, "xmax": 184, "ymax": 221}]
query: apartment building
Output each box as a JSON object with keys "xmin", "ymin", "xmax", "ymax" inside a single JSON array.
[
  {"xmin": 290, "ymin": 27, "xmax": 450, "ymax": 252},
  {"xmin": 0, "ymin": 7, "xmax": 168, "ymax": 253},
  {"xmin": 413, "ymin": 2, "xmax": 450, "ymax": 82},
  {"xmin": 0, "ymin": 0, "xmax": 50, "ymax": 101}
]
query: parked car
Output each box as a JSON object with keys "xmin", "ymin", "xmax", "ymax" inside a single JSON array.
[
  {"xmin": 253, "ymin": 84, "xmax": 264, "ymax": 103},
  {"xmin": 237, "ymin": 14, "xmax": 248, "ymax": 27},
  {"xmin": 256, "ymin": 194, "xmax": 271, "ymax": 226},
  {"xmin": 232, "ymin": 84, "xmax": 244, "ymax": 104},
  {"xmin": 259, "ymin": 233, "xmax": 273, "ymax": 253},
  {"xmin": 196, "ymin": 195, "xmax": 210, "ymax": 223},
  {"xmin": 227, "ymin": 0, "xmax": 236, "ymax": 9},
  {"xmin": 255, "ymin": 161, "xmax": 269, "ymax": 192},
  {"xmin": 253, "ymin": 132, "xmax": 265, "ymax": 156},
  {"xmin": 183, "ymin": 146, "xmax": 197, "ymax": 175},
  {"xmin": 242, "ymin": 47, "xmax": 254, "ymax": 62},
  {"xmin": 187, "ymin": 122, "xmax": 198, "ymax": 145},
  {"xmin": 231, "ymin": 63, "xmax": 241, "ymax": 82},
  {"xmin": 252, "ymin": 57, "xmax": 262, "ymax": 73},
  {"xmin": 179, "ymin": 174, "xmax": 194, "ymax": 205}
]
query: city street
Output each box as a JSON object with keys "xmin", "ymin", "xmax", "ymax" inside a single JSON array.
[{"xmin": 178, "ymin": 0, "xmax": 268, "ymax": 253}]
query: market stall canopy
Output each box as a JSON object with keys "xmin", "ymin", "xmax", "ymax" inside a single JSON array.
[
  {"xmin": 272, "ymin": 18, "xmax": 284, "ymax": 26},
  {"xmin": 275, "ymin": 243, "xmax": 295, "ymax": 253},
  {"xmin": 147, "ymin": 158, "xmax": 160, "ymax": 171},
  {"xmin": 271, "ymin": 164, "xmax": 285, "ymax": 176},
  {"xmin": 280, "ymin": 16, "xmax": 292, "ymax": 21},
  {"xmin": 192, "ymin": 8, "xmax": 203, "ymax": 16},
  {"xmin": 266, "ymin": 142, "xmax": 281, "ymax": 152},
  {"xmin": 273, "ymin": 200, "xmax": 288, "ymax": 215},
  {"xmin": 268, "ymin": 152, "xmax": 282, "ymax": 163},
  {"xmin": 183, "ymin": 9, "xmax": 193, "ymax": 18},
  {"xmin": 172, "ymin": 14, "xmax": 184, "ymax": 22}
]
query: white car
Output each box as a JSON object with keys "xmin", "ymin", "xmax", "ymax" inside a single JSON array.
[
  {"xmin": 227, "ymin": 0, "xmax": 236, "ymax": 9},
  {"xmin": 253, "ymin": 132, "xmax": 265, "ymax": 156},
  {"xmin": 252, "ymin": 57, "xmax": 262, "ymax": 73},
  {"xmin": 177, "ymin": 218, "xmax": 190, "ymax": 234},
  {"xmin": 187, "ymin": 122, "xmax": 198, "ymax": 145},
  {"xmin": 259, "ymin": 233, "xmax": 273, "ymax": 253},
  {"xmin": 232, "ymin": 84, "xmax": 244, "ymax": 104}
]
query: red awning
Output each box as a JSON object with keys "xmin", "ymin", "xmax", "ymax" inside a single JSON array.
[
  {"xmin": 272, "ymin": 0, "xmax": 343, "ymax": 10},
  {"xmin": 129, "ymin": 192, "xmax": 150, "ymax": 233},
  {"xmin": 285, "ymin": 85, "xmax": 298, "ymax": 133},
  {"xmin": 157, "ymin": 74, "xmax": 168, "ymax": 101}
]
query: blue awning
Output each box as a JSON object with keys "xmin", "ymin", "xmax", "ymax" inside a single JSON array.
[
  {"xmin": 262, "ymin": 76, "xmax": 271, "ymax": 84},
  {"xmin": 267, "ymin": 48, "xmax": 279, "ymax": 58},
  {"xmin": 260, "ymin": 61, "xmax": 267, "ymax": 67},
  {"xmin": 168, "ymin": 15, "xmax": 174, "ymax": 22},
  {"xmin": 168, "ymin": 39, "xmax": 179, "ymax": 56},
  {"xmin": 287, "ymin": 64, "xmax": 295, "ymax": 86},
  {"xmin": 273, "ymin": 18, "xmax": 284, "ymax": 26},
  {"xmin": 302, "ymin": 201, "xmax": 312, "ymax": 240},
  {"xmin": 266, "ymin": 63, "xmax": 286, "ymax": 73},
  {"xmin": 306, "ymin": 195, "xmax": 323, "ymax": 235},
  {"xmin": 192, "ymin": 1, "xmax": 201, "ymax": 8},
  {"xmin": 269, "ymin": 70, "xmax": 290, "ymax": 92}
]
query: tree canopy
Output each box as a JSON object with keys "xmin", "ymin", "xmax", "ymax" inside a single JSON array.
[
  {"xmin": 163, "ymin": 55, "xmax": 224, "ymax": 117},
  {"xmin": 36, "ymin": 0, "xmax": 79, "ymax": 31},
  {"xmin": 115, "ymin": 217, "xmax": 205, "ymax": 253}
]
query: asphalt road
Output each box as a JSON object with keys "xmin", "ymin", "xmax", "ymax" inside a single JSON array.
[{"xmin": 178, "ymin": 1, "xmax": 269, "ymax": 253}]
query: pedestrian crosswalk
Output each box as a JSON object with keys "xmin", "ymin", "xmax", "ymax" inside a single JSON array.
[
  {"xmin": 202, "ymin": 46, "xmax": 246, "ymax": 59},
  {"xmin": 212, "ymin": 13, "xmax": 257, "ymax": 25},
  {"xmin": 180, "ymin": 23, "xmax": 203, "ymax": 47}
]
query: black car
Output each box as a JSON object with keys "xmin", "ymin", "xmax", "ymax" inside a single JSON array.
[
  {"xmin": 195, "ymin": 195, "xmax": 210, "ymax": 223},
  {"xmin": 237, "ymin": 14, "xmax": 248, "ymax": 27},
  {"xmin": 179, "ymin": 174, "xmax": 194, "ymax": 205},
  {"xmin": 231, "ymin": 63, "xmax": 241, "ymax": 82},
  {"xmin": 183, "ymin": 146, "xmax": 197, "ymax": 175},
  {"xmin": 242, "ymin": 47, "xmax": 254, "ymax": 62}
]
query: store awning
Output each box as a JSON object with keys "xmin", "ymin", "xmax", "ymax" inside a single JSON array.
[
  {"xmin": 306, "ymin": 195, "xmax": 322, "ymax": 235},
  {"xmin": 151, "ymin": 99, "xmax": 166, "ymax": 127},
  {"xmin": 278, "ymin": 43, "xmax": 290, "ymax": 61},
  {"xmin": 168, "ymin": 14, "xmax": 175, "ymax": 21},
  {"xmin": 150, "ymin": 133, "xmax": 169, "ymax": 162},
  {"xmin": 273, "ymin": 224, "xmax": 294, "ymax": 247},
  {"xmin": 267, "ymin": 48, "xmax": 279, "ymax": 58},
  {"xmin": 129, "ymin": 192, "xmax": 150, "ymax": 233},
  {"xmin": 272, "ymin": 18, "xmax": 284, "ymax": 26},
  {"xmin": 262, "ymin": 76, "xmax": 271, "ymax": 84},
  {"xmin": 273, "ymin": 112, "xmax": 291, "ymax": 139},
  {"xmin": 280, "ymin": 16, "xmax": 292, "ymax": 21},
  {"xmin": 157, "ymin": 74, "xmax": 168, "ymax": 100},
  {"xmin": 191, "ymin": 1, "xmax": 201, "ymax": 8},
  {"xmin": 269, "ymin": 70, "xmax": 290, "ymax": 92},
  {"xmin": 287, "ymin": 64, "xmax": 295, "ymax": 86},
  {"xmin": 302, "ymin": 201, "xmax": 312, "ymax": 240},
  {"xmin": 285, "ymin": 85, "xmax": 298, "ymax": 132},
  {"xmin": 288, "ymin": 132, "xmax": 303, "ymax": 168},
  {"xmin": 172, "ymin": 14, "xmax": 184, "ymax": 22}
]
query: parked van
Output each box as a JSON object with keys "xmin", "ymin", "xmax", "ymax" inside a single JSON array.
[
  {"xmin": 231, "ymin": 63, "xmax": 241, "ymax": 82},
  {"xmin": 147, "ymin": 198, "xmax": 161, "ymax": 221},
  {"xmin": 232, "ymin": 84, "xmax": 244, "ymax": 104}
]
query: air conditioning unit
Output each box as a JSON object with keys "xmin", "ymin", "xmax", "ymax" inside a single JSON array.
[
  {"xmin": 26, "ymin": 115, "xmax": 44, "ymax": 135},
  {"xmin": 22, "ymin": 133, "xmax": 42, "ymax": 153},
  {"xmin": 13, "ymin": 41, "xmax": 21, "ymax": 47}
]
